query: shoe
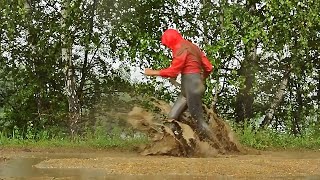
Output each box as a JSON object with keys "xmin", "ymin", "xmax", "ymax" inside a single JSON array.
[
  {"xmin": 164, "ymin": 122, "xmax": 179, "ymax": 135},
  {"xmin": 197, "ymin": 121, "xmax": 213, "ymax": 140}
]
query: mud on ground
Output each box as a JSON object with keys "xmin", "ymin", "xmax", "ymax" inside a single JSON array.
[
  {"xmin": 0, "ymin": 147, "xmax": 320, "ymax": 179},
  {"xmin": 0, "ymin": 158, "xmax": 8, "ymax": 164}
]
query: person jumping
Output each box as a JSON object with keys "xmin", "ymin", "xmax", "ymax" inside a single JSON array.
[{"xmin": 144, "ymin": 28, "xmax": 214, "ymax": 139}]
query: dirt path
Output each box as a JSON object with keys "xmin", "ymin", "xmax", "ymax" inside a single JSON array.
[{"xmin": 1, "ymin": 147, "xmax": 320, "ymax": 179}]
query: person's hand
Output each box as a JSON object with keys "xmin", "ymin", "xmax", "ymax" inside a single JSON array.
[
  {"xmin": 144, "ymin": 68, "xmax": 153, "ymax": 76},
  {"xmin": 144, "ymin": 68, "xmax": 159, "ymax": 76}
]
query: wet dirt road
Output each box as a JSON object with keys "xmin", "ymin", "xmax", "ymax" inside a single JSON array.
[{"xmin": 1, "ymin": 147, "xmax": 320, "ymax": 180}]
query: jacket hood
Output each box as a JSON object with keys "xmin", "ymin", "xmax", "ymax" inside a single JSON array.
[{"xmin": 161, "ymin": 29, "xmax": 184, "ymax": 50}]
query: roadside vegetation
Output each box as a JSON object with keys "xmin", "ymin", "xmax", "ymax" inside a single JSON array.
[
  {"xmin": 0, "ymin": 127, "xmax": 149, "ymax": 150},
  {"xmin": 0, "ymin": 0, "xmax": 319, "ymax": 151},
  {"xmin": 1, "ymin": 119, "xmax": 319, "ymax": 151}
]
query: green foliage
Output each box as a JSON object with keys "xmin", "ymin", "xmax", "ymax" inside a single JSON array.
[
  {"xmin": 0, "ymin": 125, "xmax": 148, "ymax": 149},
  {"xmin": 236, "ymin": 121, "xmax": 320, "ymax": 150},
  {"xmin": 0, "ymin": 0, "xmax": 319, "ymax": 148}
]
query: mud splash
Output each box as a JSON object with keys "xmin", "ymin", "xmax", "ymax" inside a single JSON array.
[{"xmin": 127, "ymin": 99, "xmax": 245, "ymax": 157}]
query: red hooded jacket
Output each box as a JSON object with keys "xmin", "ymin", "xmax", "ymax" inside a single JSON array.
[{"xmin": 159, "ymin": 29, "xmax": 213, "ymax": 79}]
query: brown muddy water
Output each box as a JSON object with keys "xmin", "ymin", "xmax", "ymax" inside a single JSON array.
[
  {"xmin": 1, "ymin": 150, "xmax": 320, "ymax": 180},
  {"xmin": 0, "ymin": 152, "xmax": 224, "ymax": 180}
]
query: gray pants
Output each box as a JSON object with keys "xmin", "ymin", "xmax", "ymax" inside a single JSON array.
[{"xmin": 168, "ymin": 73, "xmax": 208, "ymax": 132}]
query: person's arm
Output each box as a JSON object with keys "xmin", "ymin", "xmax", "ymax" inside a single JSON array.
[
  {"xmin": 144, "ymin": 68, "xmax": 160, "ymax": 76},
  {"xmin": 201, "ymin": 52, "xmax": 213, "ymax": 79},
  {"xmin": 145, "ymin": 49, "xmax": 187, "ymax": 78}
]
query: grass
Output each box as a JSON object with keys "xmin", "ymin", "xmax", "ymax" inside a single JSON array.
[
  {"xmin": 234, "ymin": 123, "xmax": 320, "ymax": 150},
  {"xmin": 1, "ymin": 123, "xmax": 320, "ymax": 151},
  {"xmin": 0, "ymin": 130, "xmax": 149, "ymax": 150},
  {"xmin": 0, "ymin": 137, "xmax": 148, "ymax": 150}
]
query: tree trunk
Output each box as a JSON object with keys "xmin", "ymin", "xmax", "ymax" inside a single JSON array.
[
  {"xmin": 260, "ymin": 70, "xmax": 290, "ymax": 128},
  {"xmin": 316, "ymin": 68, "xmax": 320, "ymax": 132},
  {"xmin": 78, "ymin": 0, "xmax": 98, "ymax": 106},
  {"xmin": 24, "ymin": 1, "xmax": 43, "ymax": 124},
  {"xmin": 318, "ymin": 66, "xmax": 320, "ymax": 123},
  {"xmin": 235, "ymin": 45, "xmax": 257, "ymax": 124},
  {"xmin": 211, "ymin": 0, "xmax": 225, "ymax": 112},
  {"xmin": 292, "ymin": 81, "xmax": 302, "ymax": 135},
  {"xmin": 234, "ymin": 2, "xmax": 258, "ymax": 124},
  {"xmin": 61, "ymin": 0, "xmax": 80, "ymax": 136}
]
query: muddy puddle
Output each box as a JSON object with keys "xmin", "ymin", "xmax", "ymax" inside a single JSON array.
[
  {"xmin": 0, "ymin": 153, "xmax": 225, "ymax": 180},
  {"xmin": 0, "ymin": 154, "xmax": 106, "ymax": 179},
  {"xmin": 0, "ymin": 157, "xmax": 223, "ymax": 179},
  {"xmin": 1, "ymin": 151, "xmax": 320, "ymax": 180}
]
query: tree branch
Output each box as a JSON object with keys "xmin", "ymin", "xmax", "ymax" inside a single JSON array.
[{"xmin": 78, "ymin": 0, "xmax": 98, "ymax": 103}]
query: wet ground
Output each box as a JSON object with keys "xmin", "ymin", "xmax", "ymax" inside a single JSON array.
[{"xmin": 1, "ymin": 147, "xmax": 320, "ymax": 180}]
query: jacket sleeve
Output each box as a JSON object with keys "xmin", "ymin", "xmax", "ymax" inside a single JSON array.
[
  {"xmin": 201, "ymin": 52, "xmax": 213, "ymax": 78},
  {"xmin": 159, "ymin": 49, "xmax": 188, "ymax": 78}
]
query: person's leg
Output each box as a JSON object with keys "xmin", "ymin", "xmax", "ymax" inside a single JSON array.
[
  {"xmin": 165, "ymin": 94, "xmax": 187, "ymax": 133},
  {"xmin": 168, "ymin": 94, "xmax": 187, "ymax": 120},
  {"xmin": 182, "ymin": 74, "xmax": 212, "ymax": 139}
]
